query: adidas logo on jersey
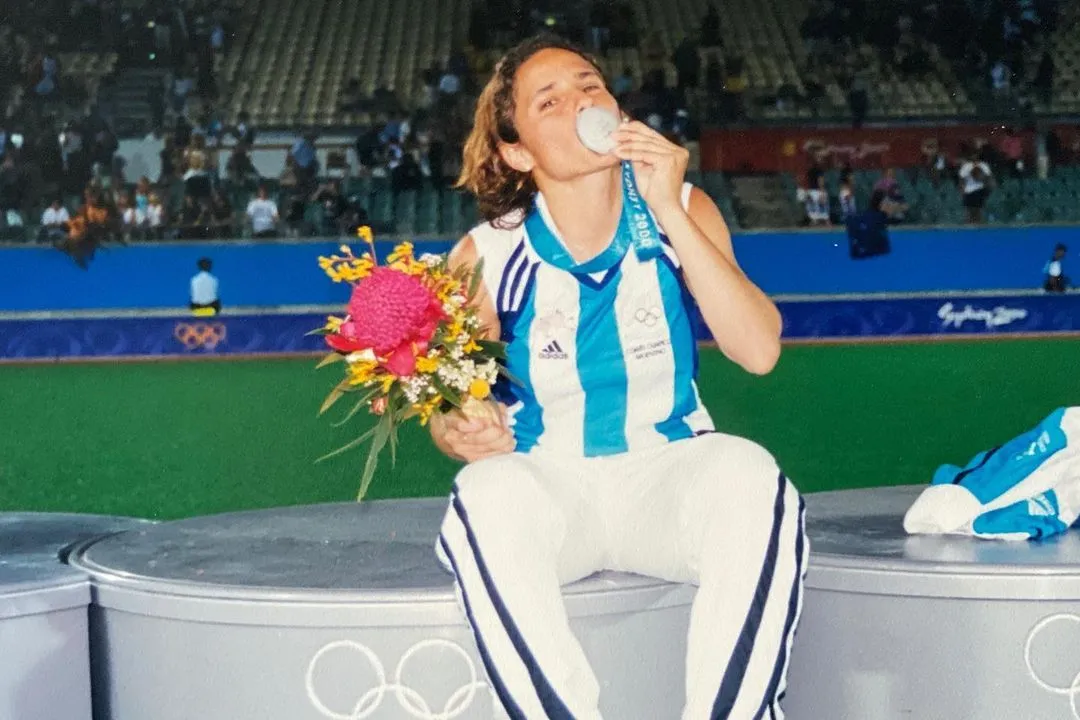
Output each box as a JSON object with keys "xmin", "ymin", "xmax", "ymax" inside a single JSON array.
[{"xmin": 538, "ymin": 340, "xmax": 568, "ymax": 360}]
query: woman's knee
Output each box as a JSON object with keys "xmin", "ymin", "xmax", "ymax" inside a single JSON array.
[
  {"xmin": 691, "ymin": 434, "xmax": 797, "ymax": 510},
  {"xmin": 446, "ymin": 455, "xmax": 554, "ymax": 533}
]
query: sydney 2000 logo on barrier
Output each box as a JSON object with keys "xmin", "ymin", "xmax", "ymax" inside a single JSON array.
[
  {"xmin": 173, "ymin": 321, "xmax": 228, "ymax": 351},
  {"xmin": 937, "ymin": 302, "xmax": 1029, "ymax": 331}
]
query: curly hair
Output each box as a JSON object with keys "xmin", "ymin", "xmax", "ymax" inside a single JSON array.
[{"xmin": 455, "ymin": 34, "xmax": 604, "ymax": 229}]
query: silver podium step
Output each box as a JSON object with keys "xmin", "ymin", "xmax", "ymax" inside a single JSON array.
[
  {"xmin": 0, "ymin": 512, "xmax": 151, "ymax": 720},
  {"xmin": 70, "ymin": 499, "xmax": 697, "ymax": 720},
  {"xmin": 786, "ymin": 485, "xmax": 1080, "ymax": 720}
]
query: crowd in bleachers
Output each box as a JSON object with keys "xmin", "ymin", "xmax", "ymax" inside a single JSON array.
[
  {"xmin": 792, "ymin": 0, "xmax": 1060, "ymax": 124},
  {"xmin": 794, "ymin": 123, "xmax": 1080, "ymax": 228}
]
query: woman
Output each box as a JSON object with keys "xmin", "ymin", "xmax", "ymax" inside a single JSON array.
[{"xmin": 432, "ymin": 35, "xmax": 806, "ymax": 720}]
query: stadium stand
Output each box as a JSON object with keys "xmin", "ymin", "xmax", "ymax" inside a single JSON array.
[{"xmin": 2, "ymin": 0, "xmax": 1079, "ymax": 246}]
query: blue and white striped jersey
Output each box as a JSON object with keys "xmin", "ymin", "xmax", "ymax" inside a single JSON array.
[{"xmin": 472, "ymin": 182, "xmax": 714, "ymax": 458}]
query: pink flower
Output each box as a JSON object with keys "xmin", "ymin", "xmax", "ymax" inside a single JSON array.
[
  {"xmin": 370, "ymin": 396, "xmax": 388, "ymax": 415},
  {"xmin": 325, "ymin": 267, "xmax": 445, "ymax": 375},
  {"xmin": 383, "ymin": 344, "xmax": 417, "ymax": 376}
]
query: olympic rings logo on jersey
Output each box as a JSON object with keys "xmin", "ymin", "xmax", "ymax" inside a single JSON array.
[
  {"xmin": 305, "ymin": 637, "xmax": 495, "ymax": 720},
  {"xmin": 173, "ymin": 322, "xmax": 227, "ymax": 351},
  {"xmin": 634, "ymin": 307, "xmax": 662, "ymax": 328},
  {"xmin": 1024, "ymin": 612, "xmax": 1080, "ymax": 719}
]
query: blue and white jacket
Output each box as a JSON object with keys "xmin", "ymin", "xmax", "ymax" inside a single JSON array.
[{"xmin": 904, "ymin": 407, "xmax": 1080, "ymax": 541}]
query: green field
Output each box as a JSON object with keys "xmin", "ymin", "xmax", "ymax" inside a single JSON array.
[{"xmin": 2, "ymin": 338, "xmax": 1078, "ymax": 520}]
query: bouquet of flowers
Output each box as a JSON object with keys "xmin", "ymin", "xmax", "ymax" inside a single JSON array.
[{"xmin": 313, "ymin": 227, "xmax": 511, "ymax": 500}]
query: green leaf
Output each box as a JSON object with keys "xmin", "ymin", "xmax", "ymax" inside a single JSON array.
[
  {"xmin": 475, "ymin": 339, "xmax": 507, "ymax": 360},
  {"xmin": 316, "ymin": 352, "xmax": 346, "ymax": 369},
  {"xmin": 356, "ymin": 412, "xmax": 393, "ymax": 502},
  {"xmin": 388, "ymin": 420, "xmax": 398, "ymax": 467},
  {"xmin": 318, "ymin": 379, "xmax": 354, "ymax": 415},
  {"xmin": 331, "ymin": 388, "xmax": 381, "ymax": 427},
  {"xmin": 305, "ymin": 327, "xmax": 333, "ymax": 337},
  {"xmin": 431, "ymin": 375, "xmax": 462, "ymax": 407},
  {"xmin": 315, "ymin": 424, "xmax": 378, "ymax": 463}
]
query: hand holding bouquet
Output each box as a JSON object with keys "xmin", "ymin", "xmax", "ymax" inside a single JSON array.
[{"xmin": 314, "ymin": 228, "xmax": 512, "ymax": 500}]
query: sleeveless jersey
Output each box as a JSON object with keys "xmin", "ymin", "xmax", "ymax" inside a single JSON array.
[{"xmin": 471, "ymin": 182, "xmax": 715, "ymax": 458}]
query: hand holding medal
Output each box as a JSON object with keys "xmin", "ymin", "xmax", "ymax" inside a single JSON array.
[{"xmin": 576, "ymin": 106, "xmax": 689, "ymax": 221}]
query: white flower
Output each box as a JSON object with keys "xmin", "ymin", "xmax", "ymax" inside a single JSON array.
[
  {"xmin": 420, "ymin": 253, "xmax": 444, "ymax": 267},
  {"xmin": 346, "ymin": 349, "xmax": 377, "ymax": 363}
]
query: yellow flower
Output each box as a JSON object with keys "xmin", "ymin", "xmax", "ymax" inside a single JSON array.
[
  {"xmin": 415, "ymin": 356, "xmax": 440, "ymax": 374},
  {"xmin": 347, "ymin": 361, "xmax": 379, "ymax": 385},
  {"xmin": 325, "ymin": 316, "xmax": 344, "ymax": 332},
  {"xmin": 419, "ymin": 395, "xmax": 443, "ymax": 425},
  {"xmin": 356, "ymin": 226, "xmax": 373, "ymax": 244},
  {"xmin": 463, "ymin": 338, "xmax": 482, "ymax": 354},
  {"xmin": 387, "ymin": 242, "xmax": 414, "ymax": 264},
  {"xmin": 380, "ymin": 374, "xmax": 396, "ymax": 393},
  {"xmin": 469, "ymin": 379, "xmax": 491, "ymax": 400}
]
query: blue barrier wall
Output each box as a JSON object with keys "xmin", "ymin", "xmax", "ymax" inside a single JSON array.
[
  {"xmin": 3, "ymin": 293, "xmax": 1077, "ymax": 360},
  {"xmin": 0, "ymin": 226, "xmax": 1073, "ymax": 312}
]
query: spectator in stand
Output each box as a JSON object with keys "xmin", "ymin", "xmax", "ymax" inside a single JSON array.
[
  {"xmin": 146, "ymin": 192, "xmax": 166, "ymax": 238},
  {"xmin": 179, "ymin": 195, "xmax": 210, "ymax": 239},
  {"xmin": 39, "ymin": 196, "xmax": 69, "ymax": 243},
  {"xmin": 183, "ymin": 134, "xmax": 212, "ymax": 199},
  {"xmin": 1033, "ymin": 49, "xmax": 1055, "ymax": 107},
  {"xmin": 672, "ymin": 36, "xmax": 700, "ymax": 90},
  {"xmin": 246, "ymin": 184, "xmax": 279, "ymax": 238},
  {"xmin": 226, "ymin": 144, "xmax": 259, "ymax": 189},
  {"xmin": 117, "ymin": 191, "xmax": 137, "ymax": 239},
  {"xmin": 278, "ymin": 158, "xmax": 306, "ymax": 235},
  {"xmin": 209, "ymin": 189, "xmax": 234, "ymax": 238},
  {"xmin": 312, "ymin": 179, "xmax": 347, "ymax": 236},
  {"xmin": 288, "ymin": 132, "xmax": 318, "ymax": 191},
  {"xmin": 1000, "ymin": 127, "xmax": 1025, "ymax": 177},
  {"xmin": 838, "ymin": 173, "xmax": 857, "ymax": 223},
  {"xmin": 958, "ymin": 148, "xmax": 994, "ymax": 224},
  {"xmin": 798, "ymin": 175, "xmax": 831, "ymax": 227},
  {"xmin": 133, "ymin": 176, "xmax": 151, "ymax": 217},
  {"xmin": 0, "ymin": 154, "xmax": 21, "ymax": 222},
  {"xmin": 232, "ymin": 111, "xmax": 256, "ymax": 145},
  {"xmin": 873, "ymin": 168, "xmax": 908, "ymax": 222},
  {"xmin": 391, "ymin": 146, "xmax": 423, "ymax": 195}
]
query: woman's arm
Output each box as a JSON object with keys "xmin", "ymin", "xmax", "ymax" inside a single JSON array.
[
  {"xmin": 654, "ymin": 189, "xmax": 782, "ymax": 375},
  {"xmin": 612, "ymin": 121, "xmax": 781, "ymax": 375}
]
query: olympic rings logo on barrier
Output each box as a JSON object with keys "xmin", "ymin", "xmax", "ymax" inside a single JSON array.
[
  {"xmin": 305, "ymin": 638, "xmax": 494, "ymax": 720},
  {"xmin": 173, "ymin": 322, "xmax": 227, "ymax": 350},
  {"xmin": 1024, "ymin": 613, "xmax": 1080, "ymax": 719}
]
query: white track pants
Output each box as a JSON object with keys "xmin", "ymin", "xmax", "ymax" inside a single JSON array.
[{"xmin": 436, "ymin": 432, "xmax": 808, "ymax": 720}]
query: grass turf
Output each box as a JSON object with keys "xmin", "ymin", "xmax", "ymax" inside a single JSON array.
[{"xmin": 1, "ymin": 338, "xmax": 1077, "ymax": 520}]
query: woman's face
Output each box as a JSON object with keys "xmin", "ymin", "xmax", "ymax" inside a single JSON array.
[{"xmin": 502, "ymin": 48, "xmax": 621, "ymax": 181}]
